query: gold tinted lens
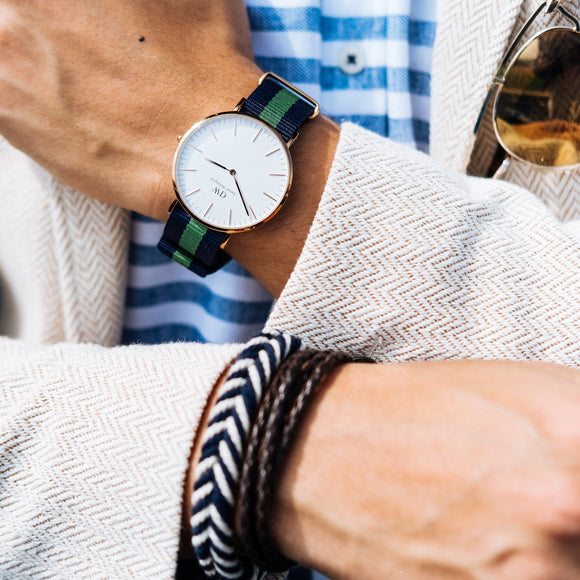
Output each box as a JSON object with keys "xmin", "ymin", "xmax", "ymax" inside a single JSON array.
[{"xmin": 495, "ymin": 29, "xmax": 580, "ymax": 167}]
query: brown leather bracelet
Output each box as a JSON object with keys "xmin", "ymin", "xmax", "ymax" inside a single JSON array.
[{"xmin": 235, "ymin": 348, "xmax": 371, "ymax": 572}]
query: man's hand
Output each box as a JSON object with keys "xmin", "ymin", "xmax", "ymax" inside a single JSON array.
[
  {"xmin": 0, "ymin": 0, "xmax": 260, "ymax": 220},
  {"xmin": 271, "ymin": 360, "xmax": 580, "ymax": 579},
  {"xmin": 0, "ymin": 0, "xmax": 339, "ymax": 294}
]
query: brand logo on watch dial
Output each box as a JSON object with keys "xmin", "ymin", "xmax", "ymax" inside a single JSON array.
[{"xmin": 210, "ymin": 177, "xmax": 234, "ymax": 199}]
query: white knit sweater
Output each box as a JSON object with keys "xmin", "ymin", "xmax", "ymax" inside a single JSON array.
[
  {"xmin": 0, "ymin": 1, "xmax": 579, "ymax": 577},
  {"xmin": 268, "ymin": 124, "xmax": 580, "ymax": 364}
]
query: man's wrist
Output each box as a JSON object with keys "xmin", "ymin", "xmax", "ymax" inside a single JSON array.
[{"xmin": 155, "ymin": 68, "xmax": 340, "ymax": 297}]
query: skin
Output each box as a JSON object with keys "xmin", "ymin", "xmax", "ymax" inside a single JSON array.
[
  {"xmin": 0, "ymin": 0, "xmax": 338, "ymax": 295},
  {"xmin": 271, "ymin": 361, "xmax": 580, "ymax": 579},
  {"xmin": 1, "ymin": 1, "xmax": 580, "ymax": 578}
]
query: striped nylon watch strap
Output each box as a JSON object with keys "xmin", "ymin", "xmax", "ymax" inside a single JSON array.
[
  {"xmin": 157, "ymin": 73, "xmax": 318, "ymax": 277},
  {"xmin": 157, "ymin": 201, "xmax": 231, "ymax": 277},
  {"xmin": 239, "ymin": 73, "xmax": 318, "ymax": 141}
]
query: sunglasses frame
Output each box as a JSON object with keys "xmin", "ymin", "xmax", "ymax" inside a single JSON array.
[{"xmin": 475, "ymin": 1, "xmax": 580, "ymax": 174}]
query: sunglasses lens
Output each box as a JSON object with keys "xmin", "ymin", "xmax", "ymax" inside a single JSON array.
[{"xmin": 495, "ymin": 29, "xmax": 580, "ymax": 167}]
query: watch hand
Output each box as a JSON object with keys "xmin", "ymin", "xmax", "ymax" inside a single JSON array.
[
  {"xmin": 204, "ymin": 156, "xmax": 231, "ymax": 172},
  {"xmin": 231, "ymin": 171, "xmax": 250, "ymax": 217}
]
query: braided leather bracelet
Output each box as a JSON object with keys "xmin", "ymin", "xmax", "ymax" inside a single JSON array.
[{"xmin": 235, "ymin": 349, "xmax": 364, "ymax": 572}]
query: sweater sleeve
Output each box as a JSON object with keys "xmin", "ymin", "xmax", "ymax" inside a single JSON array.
[
  {"xmin": 267, "ymin": 123, "xmax": 580, "ymax": 366},
  {"xmin": 0, "ymin": 337, "xmax": 242, "ymax": 579}
]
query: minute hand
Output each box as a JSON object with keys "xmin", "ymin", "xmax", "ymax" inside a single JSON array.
[{"xmin": 231, "ymin": 172, "xmax": 250, "ymax": 217}]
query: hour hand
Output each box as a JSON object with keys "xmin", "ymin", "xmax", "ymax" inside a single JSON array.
[{"xmin": 204, "ymin": 156, "xmax": 231, "ymax": 172}]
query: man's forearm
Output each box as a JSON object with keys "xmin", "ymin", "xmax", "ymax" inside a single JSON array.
[
  {"xmin": 186, "ymin": 359, "xmax": 580, "ymax": 578},
  {"xmin": 269, "ymin": 360, "xmax": 580, "ymax": 579}
]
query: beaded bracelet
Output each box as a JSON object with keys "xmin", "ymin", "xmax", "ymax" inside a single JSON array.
[{"xmin": 191, "ymin": 331, "xmax": 302, "ymax": 580}]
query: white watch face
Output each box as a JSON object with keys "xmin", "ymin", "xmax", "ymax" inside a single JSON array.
[{"xmin": 173, "ymin": 112, "xmax": 292, "ymax": 232}]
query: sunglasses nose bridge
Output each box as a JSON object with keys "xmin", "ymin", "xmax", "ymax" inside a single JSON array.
[{"xmin": 545, "ymin": 1, "xmax": 562, "ymax": 15}]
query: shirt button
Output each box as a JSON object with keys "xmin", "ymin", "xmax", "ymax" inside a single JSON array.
[{"xmin": 338, "ymin": 46, "xmax": 366, "ymax": 75}]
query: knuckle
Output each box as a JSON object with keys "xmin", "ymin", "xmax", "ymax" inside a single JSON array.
[{"xmin": 530, "ymin": 472, "xmax": 580, "ymax": 536}]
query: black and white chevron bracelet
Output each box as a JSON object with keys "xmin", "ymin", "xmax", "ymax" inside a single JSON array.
[{"xmin": 191, "ymin": 331, "xmax": 302, "ymax": 579}]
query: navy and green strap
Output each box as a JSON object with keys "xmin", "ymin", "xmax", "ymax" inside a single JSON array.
[
  {"xmin": 158, "ymin": 73, "xmax": 318, "ymax": 277},
  {"xmin": 239, "ymin": 72, "xmax": 318, "ymax": 142},
  {"xmin": 157, "ymin": 201, "xmax": 230, "ymax": 277}
]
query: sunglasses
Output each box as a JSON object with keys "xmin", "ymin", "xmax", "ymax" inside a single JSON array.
[{"xmin": 475, "ymin": 1, "xmax": 580, "ymax": 175}]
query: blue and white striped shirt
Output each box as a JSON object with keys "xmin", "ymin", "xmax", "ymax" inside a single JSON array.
[{"xmin": 122, "ymin": 0, "xmax": 439, "ymax": 349}]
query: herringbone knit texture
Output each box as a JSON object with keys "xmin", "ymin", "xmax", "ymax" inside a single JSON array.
[
  {"xmin": 430, "ymin": 0, "xmax": 523, "ymax": 173},
  {"xmin": 1, "ymin": 2, "xmax": 579, "ymax": 577},
  {"xmin": 0, "ymin": 140, "xmax": 130, "ymax": 345},
  {"xmin": 267, "ymin": 123, "xmax": 580, "ymax": 365},
  {"xmin": 0, "ymin": 338, "xmax": 242, "ymax": 579}
]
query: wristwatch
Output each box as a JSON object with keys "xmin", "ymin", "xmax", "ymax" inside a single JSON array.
[{"xmin": 157, "ymin": 72, "xmax": 319, "ymax": 276}]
